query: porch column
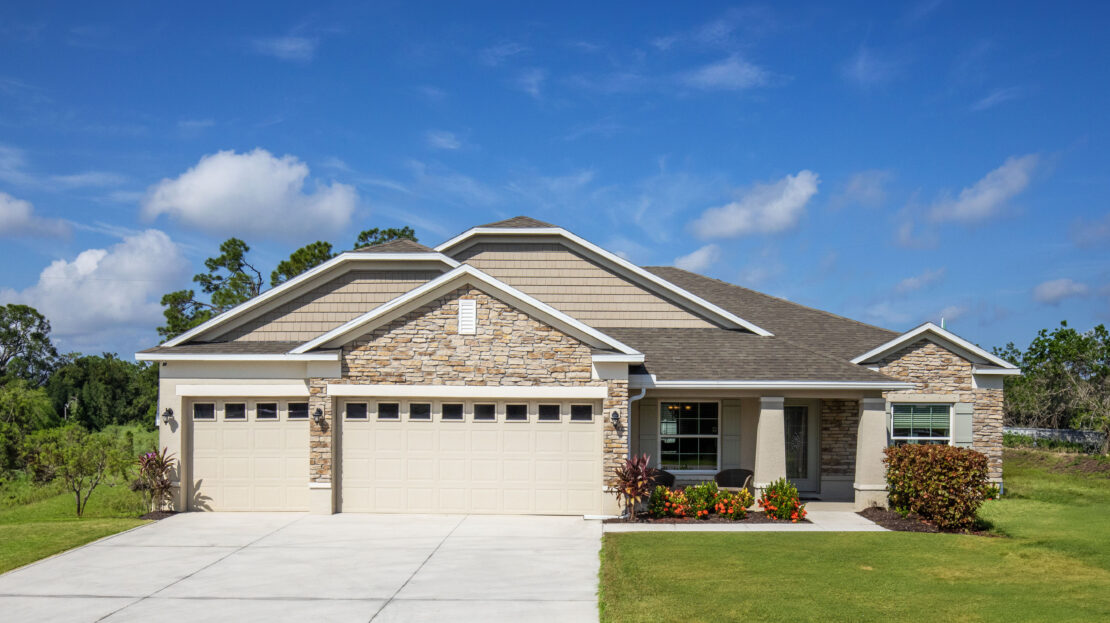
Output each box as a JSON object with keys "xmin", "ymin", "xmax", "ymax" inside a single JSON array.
[
  {"xmin": 753, "ymin": 396, "xmax": 786, "ymax": 496},
  {"xmin": 308, "ymin": 378, "xmax": 336, "ymax": 514},
  {"xmin": 853, "ymin": 397, "xmax": 888, "ymax": 511}
]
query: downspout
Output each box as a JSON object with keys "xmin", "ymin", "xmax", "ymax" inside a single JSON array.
[{"xmin": 627, "ymin": 386, "xmax": 647, "ymax": 461}]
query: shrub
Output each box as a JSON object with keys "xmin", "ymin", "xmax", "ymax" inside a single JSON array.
[
  {"xmin": 758, "ymin": 478, "xmax": 807, "ymax": 522},
  {"xmin": 132, "ymin": 447, "xmax": 176, "ymax": 512},
  {"xmin": 884, "ymin": 444, "xmax": 991, "ymax": 531},
  {"xmin": 648, "ymin": 485, "xmax": 690, "ymax": 518},
  {"xmin": 22, "ymin": 425, "xmax": 131, "ymax": 517},
  {"xmin": 714, "ymin": 488, "xmax": 753, "ymax": 520},
  {"xmin": 684, "ymin": 481, "xmax": 719, "ymax": 520},
  {"xmin": 613, "ymin": 454, "xmax": 657, "ymax": 518}
]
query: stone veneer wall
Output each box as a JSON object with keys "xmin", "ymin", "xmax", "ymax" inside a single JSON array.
[
  {"xmin": 820, "ymin": 399, "xmax": 859, "ymax": 477},
  {"xmin": 308, "ymin": 286, "xmax": 622, "ymax": 484},
  {"xmin": 877, "ymin": 339, "xmax": 1004, "ymax": 481}
]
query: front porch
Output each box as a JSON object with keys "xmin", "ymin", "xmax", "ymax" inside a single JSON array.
[{"xmin": 628, "ymin": 393, "xmax": 889, "ymax": 510}]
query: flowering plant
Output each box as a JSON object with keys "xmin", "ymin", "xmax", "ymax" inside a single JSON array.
[
  {"xmin": 758, "ymin": 478, "xmax": 806, "ymax": 522},
  {"xmin": 132, "ymin": 447, "xmax": 176, "ymax": 512}
]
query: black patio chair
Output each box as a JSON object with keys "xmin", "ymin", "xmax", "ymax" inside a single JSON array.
[
  {"xmin": 714, "ymin": 468, "xmax": 754, "ymax": 492},
  {"xmin": 652, "ymin": 469, "xmax": 676, "ymax": 489}
]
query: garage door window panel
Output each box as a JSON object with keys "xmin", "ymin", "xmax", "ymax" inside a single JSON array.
[
  {"xmin": 256, "ymin": 402, "xmax": 278, "ymax": 421},
  {"xmin": 224, "ymin": 403, "xmax": 246, "ymax": 421},
  {"xmin": 570, "ymin": 404, "xmax": 593, "ymax": 422},
  {"xmin": 441, "ymin": 403, "xmax": 463, "ymax": 421},
  {"xmin": 506, "ymin": 404, "xmax": 528, "ymax": 422},
  {"xmin": 378, "ymin": 402, "xmax": 400, "ymax": 420},
  {"xmin": 346, "ymin": 403, "xmax": 368, "ymax": 420},
  {"xmin": 538, "ymin": 404, "xmax": 560, "ymax": 422},
  {"xmin": 410, "ymin": 403, "xmax": 432, "ymax": 421},
  {"xmin": 288, "ymin": 402, "xmax": 309, "ymax": 420},
  {"xmin": 474, "ymin": 403, "xmax": 495, "ymax": 422},
  {"xmin": 193, "ymin": 403, "xmax": 215, "ymax": 421}
]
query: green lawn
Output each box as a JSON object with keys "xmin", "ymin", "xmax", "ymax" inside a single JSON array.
[
  {"xmin": 0, "ymin": 480, "xmax": 148, "ymax": 574},
  {"xmin": 600, "ymin": 449, "xmax": 1110, "ymax": 623}
]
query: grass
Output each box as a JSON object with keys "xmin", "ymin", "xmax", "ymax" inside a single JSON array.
[
  {"xmin": 0, "ymin": 449, "xmax": 151, "ymax": 574},
  {"xmin": 599, "ymin": 449, "xmax": 1110, "ymax": 622}
]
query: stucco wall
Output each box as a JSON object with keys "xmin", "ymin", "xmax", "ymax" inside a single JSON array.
[{"xmin": 878, "ymin": 339, "xmax": 1004, "ymax": 481}]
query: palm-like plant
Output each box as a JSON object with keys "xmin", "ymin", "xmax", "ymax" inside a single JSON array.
[
  {"xmin": 613, "ymin": 454, "xmax": 657, "ymax": 519},
  {"xmin": 134, "ymin": 448, "xmax": 176, "ymax": 512}
]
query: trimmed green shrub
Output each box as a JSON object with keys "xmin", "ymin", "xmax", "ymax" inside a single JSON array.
[
  {"xmin": 757, "ymin": 477, "xmax": 806, "ymax": 521},
  {"xmin": 648, "ymin": 485, "xmax": 690, "ymax": 518},
  {"xmin": 715, "ymin": 488, "xmax": 753, "ymax": 520},
  {"xmin": 684, "ymin": 481, "xmax": 719, "ymax": 519},
  {"xmin": 884, "ymin": 444, "xmax": 991, "ymax": 531}
]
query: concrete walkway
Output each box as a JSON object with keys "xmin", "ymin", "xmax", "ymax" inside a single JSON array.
[
  {"xmin": 0, "ymin": 513, "xmax": 601, "ymax": 622},
  {"xmin": 603, "ymin": 503, "xmax": 886, "ymax": 532}
]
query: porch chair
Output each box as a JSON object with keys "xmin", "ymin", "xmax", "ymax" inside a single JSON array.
[
  {"xmin": 652, "ymin": 469, "xmax": 676, "ymax": 489},
  {"xmin": 713, "ymin": 468, "xmax": 754, "ymax": 493}
]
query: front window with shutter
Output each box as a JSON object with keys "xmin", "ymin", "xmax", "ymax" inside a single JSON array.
[{"xmin": 890, "ymin": 404, "xmax": 951, "ymax": 445}]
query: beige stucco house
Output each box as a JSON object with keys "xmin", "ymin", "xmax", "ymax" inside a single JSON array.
[{"xmin": 136, "ymin": 216, "xmax": 1018, "ymax": 516}]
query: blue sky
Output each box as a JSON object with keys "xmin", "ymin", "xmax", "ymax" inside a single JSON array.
[{"xmin": 1, "ymin": 1, "xmax": 1107, "ymax": 357}]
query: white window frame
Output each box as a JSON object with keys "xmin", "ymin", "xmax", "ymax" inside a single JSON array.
[
  {"xmin": 538, "ymin": 403, "xmax": 561, "ymax": 422},
  {"xmin": 440, "ymin": 402, "xmax": 464, "ymax": 422},
  {"xmin": 287, "ymin": 401, "xmax": 309, "ymax": 420},
  {"xmin": 889, "ymin": 403, "xmax": 953, "ymax": 446},
  {"xmin": 345, "ymin": 401, "xmax": 369, "ymax": 421},
  {"xmin": 473, "ymin": 402, "xmax": 496, "ymax": 422},
  {"xmin": 569, "ymin": 403, "xmax": 596, "ymax": 423},
  {"xmin": 223, "ymin": 402, "xmax": 247, "ymax": 422},
  {"xmin": 408, "ymin": 401, "xmax": 432, "ymax": 422},
  {"xmin": 255, "ymin": 401, "xmax": 279, "ymax": 421},
  {"xmin": 505, "ymin": 403, "xmax": 529, "ymax": 423},
  {"xmin": 193, "ymin": 402, "xmax": 216, "ymax": 422},
  {"xmin": 656, "ymin": 400, "xmax": 722, "ymax": 473},
  {"xmin": 377, "ymin": 401, "xmax": 401, "ymax": 421}
]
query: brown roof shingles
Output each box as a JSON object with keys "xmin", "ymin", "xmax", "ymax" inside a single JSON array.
[
  {"xmin": 138, "ymin": 341, "xmax": 305, "ymax": 355},
  {"xmin": 351, "ymin": 239, "xmax": 437, "ymax": 254},
  {"xmin": 478, "ymin": 215, "xmax": 556, "ymax": 229}
]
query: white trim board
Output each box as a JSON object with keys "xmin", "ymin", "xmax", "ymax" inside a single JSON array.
[
  {"xmin": 435, "ymin": 226, "xmax": 773, "ymax": 336},
  {"xmin": 628, "ymin": 374, "xmax": 914, "ymax": 391},
  {"xmin": 158, "ymin": 252, "xmax": 459, "ymax": 348},
  {"xmin": 326, "ymin": 384, "xmax": 609, "ymax": 399},
  {"xmin": 176, "ymin": 383, "xmax": 310, "ymax": 397},
  {"xmin": 851, "ymin": 322, "xmax": 1018, "ymax": 369},
  {"xmin": 293, "ymin": 264, "xmax": 642, "ymax": 355},
  {"xmin": 136, "ymin": 352, "xmax": 339, "ymax": 362}
]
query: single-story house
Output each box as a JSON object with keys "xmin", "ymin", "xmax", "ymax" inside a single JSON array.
[{"xmin": 137, "ymin": 216, "xmax": 1018, "ymax": 515}]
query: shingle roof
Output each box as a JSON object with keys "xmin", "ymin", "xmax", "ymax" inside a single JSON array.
[
  {"xmin": 605, "ymin": 328, "xmax": 899, "ymax": 382},
  {"xmin": 138, "ymin": 341, "xmax": 304, "ymax": 355},
  {"xmin": 478, "ymin": 215, "xmax": 556, "ymax": 229},
  {"xmin": 644, "ymin": 266, "xmax": 897, "ymax": 361},
  {"xmin": 351, "ymin": 239, "xmax": 437, "ymax": 253}
]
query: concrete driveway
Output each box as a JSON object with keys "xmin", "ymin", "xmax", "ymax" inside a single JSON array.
[{"xmin": 0, "ymin": 513, "xmax": 601, "ymax": 622}]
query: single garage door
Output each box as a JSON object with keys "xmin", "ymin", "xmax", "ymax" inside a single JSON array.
[
  {"xmin": 339, "ymin": 399, "xmax": 603, "ymax": 514},
  {"xmin": 188, "ymin": 398, "xmax": 310, "ymax": 511}
]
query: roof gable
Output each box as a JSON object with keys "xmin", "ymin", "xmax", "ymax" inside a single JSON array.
[
  {"xmin": 292, "ymin": 264, "xmax": 641, "ymax": 356},
  {"xmin": 851, "ymin": 322, "xmax": 1017, "ymax": 370},
  {"xmin": 478, "ymin": 215, "xmax": 556, "ymax": 228},
  {"xmin": 436, "ymin": 222, "xmax": 772, "ymax": 336}
]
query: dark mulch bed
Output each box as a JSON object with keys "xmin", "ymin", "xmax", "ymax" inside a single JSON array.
[
  {"xmin": 859, "ymin": 507, "xmax": 997, "ymax": 537},
  {"xmin": 139, "ymin": 510, "xmax": 179, "ymax": 521},
  {"xmin": 605, "ymin": 511, "xmax": 811, "ymax": 525}
]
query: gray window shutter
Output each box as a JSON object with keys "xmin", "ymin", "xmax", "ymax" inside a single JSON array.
[
  {"xmin": 636, "ymin": 399, "xmax": 658, "ymax": 467},
  {"xmin": 953, "ymin": 402, "xmax": 974, "ymax": 448},
  {"xmin": 721, "ymin": 399, "xmax": 742, "ymax": 469}
]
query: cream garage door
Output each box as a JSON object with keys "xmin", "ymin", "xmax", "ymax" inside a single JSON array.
[
  {"xmin": 339, "ymin": 399, "xmax": 603, "ymax": 514},
  {"xmin": 188, "ymin": 399, "xmax": 310, "ymax": 511}
]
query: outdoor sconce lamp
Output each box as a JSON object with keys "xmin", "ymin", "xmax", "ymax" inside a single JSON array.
[
  {"xmin": 160, "ymin": 408, "xmax": 174, "ymax": 426},
  {"xmin": 610, "ymin": 410, "xmax": 620, "ymax": 426},
  {"xmin": 312, "ymin": 407, "xmax": 325, "ymax": 425}
]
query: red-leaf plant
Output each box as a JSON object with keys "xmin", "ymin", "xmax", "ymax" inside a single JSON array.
[{"xmin": 613, "ymin": 454, "xmax": 658, "ymax": 519}]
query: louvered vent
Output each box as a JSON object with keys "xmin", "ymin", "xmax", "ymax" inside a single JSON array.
[{"xmin": 458, "ymin": 299, "xmax": 477, "ymax": 335}]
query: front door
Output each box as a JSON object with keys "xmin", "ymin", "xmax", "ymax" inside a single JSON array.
[{"xmin": 784, "ymin": 405, "xmax": 819, "ymax": 492}]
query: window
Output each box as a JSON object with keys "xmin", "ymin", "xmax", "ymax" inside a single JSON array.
[
  {"xmin": 256, "ymin": 403, "xmax": 278, "ymax": 420},
  {"xmin": 193, "ymin": 403, "xmax": 215, "ymax": 421},
  {"xmin": 346, "ymin": 403, "xmax": 368, "ymax": 420},
  {"xmin": 410, "ymin": 403, "xmax": 431, "ymax": 421},
  {"xmin": 224, "ymin": 403, "xmax": 246, "ymax": 421},
  {"xmin": 378, "ymin": 402, "xmax": 400, "ymax": 420},
  {"xmin": 474, "ymin": 403, "xmax": 495, "ymax": 421},
  {"xmin": 659, "ymin": 402, "xmax": 718, "ymax": 470},
  {"xmin": 506, "ymin": 404, "xmax": 528, "ymax": 421},
  {"xmin": 441, "ymin": 403, "xmax": 463, "ymax": 421},
  {"xmin": 570, "ymin": 404, "xmax": 593, "ymax": 422},
  {"xmin": 891, "ymin": 404, "xmax": 951, "ymax": 445},
  {"xmin": 288, "ymin": 402, "xmax": 309, "ymax": 420},
  {"xmin": 538, "ymin": 404, "xmax": 560, "ymax": 422}
]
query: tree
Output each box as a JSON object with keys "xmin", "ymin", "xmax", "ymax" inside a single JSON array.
[
  {"xmin": 158, "ymin": 238, "xmax": 263, "ymax": 340},
  {"xmin": 271, "ymin": 241, "xmax": 335, "ymax": 287},
  {"xmin": 46, "ymin": 354, "xmax": 158, "ymax": 431},
  {"xmin": 0, "ymin": 304, "xmax": 59, "ymax": 386},
  {"xmin": 23, "ymin": 425, "xmax": 130, "ymax": 516},
  {"xmin": 0, "ymin": 380, "xmax": 56, "ymax": 472},
  {"xmin": 353, "ymin": 226, "xmax": 417, "ymax": 249}
]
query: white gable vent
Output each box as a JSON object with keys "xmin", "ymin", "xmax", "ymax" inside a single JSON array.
[{"xmin": 458, "ymin": 299, "xmax": 477, "ymax": 335}]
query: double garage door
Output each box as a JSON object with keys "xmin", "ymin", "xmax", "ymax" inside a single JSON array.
[{"xmin": 187, "ymin": 397, "xmax": 603, "ymax": 515}]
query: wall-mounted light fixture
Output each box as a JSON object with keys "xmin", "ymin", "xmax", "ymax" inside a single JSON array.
[
  {"xmin": 610, "ymin": 410, "xmax": 620, "ymax": 426},
  {"xmin": 312, "ymin": 407, "xmax": 325, "ymax": 425},
  {"xmin": 161, "ymin": 408, "xmax": 174, "ymax": 426}
]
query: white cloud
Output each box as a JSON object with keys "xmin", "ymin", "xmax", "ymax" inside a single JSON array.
[
  {"xmin": 516, "ymin": 68, "xmax": 546, "ymax": 99},
  {"xmin": 842, "ymin": 46, "xmax": 903, "ymax": 87},
  {"xmin": 837, "ymin": 169, "xmax": 890, "ymax": 208},
  {"xmin": 480, "ymin": 41, "xmax": 528, "ymax": 66},
  {"xmin": 0, "ymin": 144, "xmax": 35, "ymax": 186},
  {"xmin": 49, "ymin": 171, "xmax": 127, "ymax": 188},
  {"xmin": 0, "ymin": 230, "xmax": 187, "ymax": 346},
  {"xmin": 937, "ymin": 305, "xmax": 967, "ymax": 323},
  {"xmin": 425, "ymin": 130, "xmax": 462, "ymax": 150},
  {"xmin": 0, "ymin": 191, "xmax": 69, "ymax": 237},
  {"xmin": 681, "ymin": 55, "xmax": 770, "ymax": 91},
  {"xmin": 141, "ymin": 148, "xmax": 357, "ymax": 237},
  {"xmin": 929, "ymin": 154, "xmax": 1038, "ymax": 223},
  {"xmin": 250, "ymin": 36, "xmax": 317, "ymax": 61},
  {"xmin": 1032, "ymin": 278, "xmax": 1089, "ymax": 305},
  {"xmin": 895, "ymin": 267, "xmax": 946, "ymax": 294},
  {"xmin": 691, "ymin": 170, "xmax": 819, "ymax": 239},
  {"xmin": 971, "ymin": 87, "xmax": 1025, "ymax": 111},
  {"xmin": 674, "ymin": 244, "xmax": 721, "ymax": 272}
]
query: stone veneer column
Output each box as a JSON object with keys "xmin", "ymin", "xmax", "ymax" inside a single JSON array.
[
  {"xmin": 853, "ymin": 397, "xmax": 888, "ymax": 511},
  {"xmin": 308, "ymin": 378, "xmax": 336, "ymax": 514},
  {"xmin": 753, "ymin": 397, "xmax": 786, "ymax": 495},
  {"xmin": 603, "ymin": 379, "xmax": 629, "ymax": 488}
]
